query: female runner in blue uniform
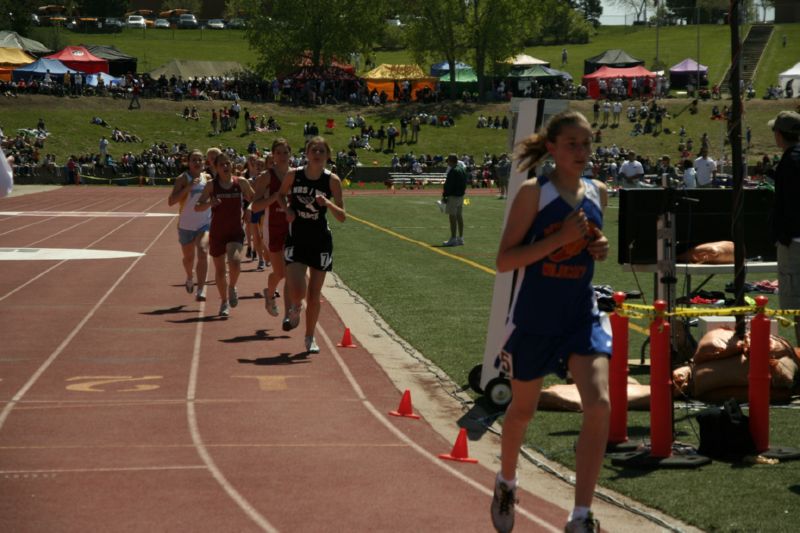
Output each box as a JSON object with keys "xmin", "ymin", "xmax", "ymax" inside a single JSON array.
[
  {"xmin": 277, "ymin": 136, "xmax": 345, "ymax": 353},
  {"xmin": 490, "ymin": 111, "xmax": 610, "ymax": 533}
]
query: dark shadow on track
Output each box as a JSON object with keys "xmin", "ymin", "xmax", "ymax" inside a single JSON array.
[
  {"xmin": 167, "ymin": 315, "xmax": 228, "ymax": 324},
  {"xmin": 238, "ymin": 352, "xmax": 311, "ymax": 365},
  {"xmin": 142, "ymin": 305, "xmax": 197, "ymax": 315},
  {"xmin": 220, "ymin": 329, "xmax": 288, "ymax": 343}
]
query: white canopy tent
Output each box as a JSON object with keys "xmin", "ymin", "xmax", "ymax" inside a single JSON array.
[{"xmin": 778, "ymin": 62, "xmax": 800, "ymax": 91}]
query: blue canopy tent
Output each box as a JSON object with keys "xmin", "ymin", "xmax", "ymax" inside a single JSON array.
[
  {"xmin": 12, "ymin": 57, "xmax": 77, "ymax": 81},
  {"xmin": 430, "ymin": 60, "xmax": 472, "ymax": 78},
  {"xmin": 85, "ymin": 71, "xmax": 122, "ymax": 87}
]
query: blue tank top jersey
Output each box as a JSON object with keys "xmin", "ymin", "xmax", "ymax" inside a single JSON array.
[{"xmin": 507, "ymin": 177, "xmax": 604, "ymax": 335}]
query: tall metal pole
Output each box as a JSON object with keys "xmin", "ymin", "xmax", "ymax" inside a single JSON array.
[
  {"xmin": 729, "ymin": 0, "xmax": 746, "ymax": 337},
  {"xmin": 696, "ymin": 7, "xmax": 701, "ymax": 91},
  {"xmin": 655, "ymin": 3, "xmax": 660, "ymax": 65}
]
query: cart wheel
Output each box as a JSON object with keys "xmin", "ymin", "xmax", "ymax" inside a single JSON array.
[
  {"xmin": 485, "ymin": 377, "xmax": 512, "ymax": 409},
  {"xmin": 468, "ymin": 364, "xmax": 484, "ymax": 394}
]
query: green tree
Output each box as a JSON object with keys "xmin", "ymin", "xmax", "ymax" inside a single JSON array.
[
  {"xmin": 575, "ymin": 0, "xmax": 603, "ymax": 27},
  {"xmin": 466, "ymin": 0, "xmax": 528, "ymax": 100},
  {"xmin": 1, "ymin": 0, "xmax": 33, "ymax": 35},
  {"xmin": 79, "ymin": 0, "xmax": 128, "ymax": 17},
  {"xmin": 161, "ymin": 0, "xmax": 203, "ymax": 14},
  {"xmin": 242, "ymin": 0, "xmax": 384, "ymax": 77},
  {"xmin": 404, "ymin": 0, "xmax": 471, "ymax": 99},
  {"xmin": 224, "ymin": 0, "xmax": 248, "ymax": 19}
]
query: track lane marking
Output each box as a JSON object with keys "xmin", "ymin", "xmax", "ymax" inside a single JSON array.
[
  {"xmin": 0, "ymin": 197, "xmax": 113, "ymax": 236},
  {"xmin": 316, "ymin": 325, "xmax": 561, "ymax": 532},
  {"xmin": 186, "ymin": 301, "xmax": 280, "ymax": 533},
  {"xmin": 0, "ymin": 197, "xmax": 163, "ymax": 303},
  {"xmin": 0, "ymin": 211, "xmax": 174, "ymax": 431}
]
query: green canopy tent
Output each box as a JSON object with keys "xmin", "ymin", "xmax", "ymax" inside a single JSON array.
[
  {"xmin": 506, "ymin": 64, "xmax": 572, "ymax": 96},
  {"xmin": 439, "ymin": 67, "xmax": 478, "ymax": 96}
]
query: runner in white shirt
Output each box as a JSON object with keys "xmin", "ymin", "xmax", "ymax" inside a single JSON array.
[{"xmin": 167, "ymin": 150, "xmax": 212, "ymax": 301}]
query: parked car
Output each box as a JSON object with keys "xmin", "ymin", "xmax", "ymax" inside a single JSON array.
[
  {"xmin": 226, "ymin": 18, "xmax": 246, "ymax": 29},
  {"xmin": 154, "ymin": 18, "xmax": 170, "ymax": 29},
  {"xmin": 104, "ymin": 17, "xmax": 124, "ymax": 30},
  {"xmin": 126, "ymin": 15, "xmax": 146, "ymax": 29},
  {"xmin": 207, "ymin": 19, "xmax": 225, "ymax": 30},
  {"xmin": 177, "ymin": 13, "xmax": 198, "ymax": 29}
]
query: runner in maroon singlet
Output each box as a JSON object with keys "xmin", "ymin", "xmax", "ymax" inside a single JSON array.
[
  {"xmin": 250, "ymin": 139, "xmax": 292, "ymax": 318},
  {"xmin": 195, "ymin": 151, "xmax": 255, "ymax": 317}
]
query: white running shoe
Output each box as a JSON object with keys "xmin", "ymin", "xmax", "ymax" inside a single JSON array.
[
  {"xmin": 219, "ymin": 301, "xmax": 230, "ymax": 317},
  {"xmin": 263, "ymin": 288, "xmax": 279, "ymax": 317},
  {"xmin": 305, "ymin": 336, "xmax": 320, "ymax": 354},
  {"xmin": 490, "ymin": 477, "xmax": 517, "ymax": 533},
  {"xmin": 195, "ymin": 287, "xmax": 206, "ymax": 302},
  {"xmin": 185, "ymin": 279, "xmax": 194, "ymax": 294},
  {"xmin": 228, "ymin": 286, "xmax": 239, "ymax": 308}
]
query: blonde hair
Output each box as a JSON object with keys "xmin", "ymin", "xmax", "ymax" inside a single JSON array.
[{"xmin": 514, "ymin": 110, "xmax": 591, "ymax": 173}]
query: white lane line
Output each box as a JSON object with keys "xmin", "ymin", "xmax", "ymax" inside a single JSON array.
[
  {"xmin": 0, "ymin": 466, "xmax": 207, "ymax": 475},
  {"xmin": 0, "ymin": 248, "xmax": 144, "ymax": 261},
  {"xmin": 0, "ymin": 215, "xmax": 174, "ymax": 432},
  {"xmin": 316, "ymin": 326, "xmax": 561, "ymax": 533},
  {"xmin": 0, "ymin": 197, "xmax": 163, "ymax": 303},
  {"xmin": 186, "ymin": 302, "xmax": 280, "ymax": 533},
  {"xmin": 0, "ymin": 197, "xmax": 124, "ymax": 237},
  {"xmin": 21, "ymin": 198, "xmax": 141, "ymax": 248},
  {"xmin": 0, "ymin": 211, "xmax": 177, "ymax": 218}
]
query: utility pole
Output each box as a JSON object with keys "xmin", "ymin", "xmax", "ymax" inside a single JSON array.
[{"xmin": 729, "ymin": 0, "xmax": 746, "ymax": 336}]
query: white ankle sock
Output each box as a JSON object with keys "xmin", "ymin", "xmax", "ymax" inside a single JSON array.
[
  {"xmin": 497, "ymin": 472, "xmax": 517, "ymax": 488},
  {"xmin": 569, "ymin": 506, "xmax": 590, "ymax": 521}
]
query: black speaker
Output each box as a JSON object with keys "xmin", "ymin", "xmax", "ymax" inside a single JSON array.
[{"xmin": 618, "ymin": 188, "xmax": 775, "ymax": 264}]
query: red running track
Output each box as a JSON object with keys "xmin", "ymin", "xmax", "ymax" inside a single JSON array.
[{"xmin": 0, "ymin": 188, "xmax": 571, "ymax": 532}]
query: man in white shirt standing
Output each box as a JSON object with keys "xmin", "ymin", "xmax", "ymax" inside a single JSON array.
[
  {"xmin": 693, "ymin": 148, "xmax": 716, "ymax": 188},
  {"xmin": 619, "ymin": 151, "xmax": 644, "ymax": 188}
]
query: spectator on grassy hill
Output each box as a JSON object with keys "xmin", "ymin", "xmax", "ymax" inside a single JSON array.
[
  {"xmin": 694, "ymin": 148, "xmax": 716, "ymax": 188},
  {"xmin": 619, "ymin": 151, "xmax": 644, "ymax": 188}
]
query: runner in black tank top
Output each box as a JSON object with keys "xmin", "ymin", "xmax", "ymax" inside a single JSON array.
[{"xmin": 277, "ymin": 136, "xmax": 346, "ymax": 353}]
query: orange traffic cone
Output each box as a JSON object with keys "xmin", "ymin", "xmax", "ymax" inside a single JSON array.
[
  {"xmin": 337, "ymin": 327, "xmax": 357, "ymax": 348},
  {"xmin": 389, "ymin": 389, "xmax": 420, "ymax": 419},
  {"xmin": 439, "ymin": 428, "xmax": 478, "ymax": 463}
]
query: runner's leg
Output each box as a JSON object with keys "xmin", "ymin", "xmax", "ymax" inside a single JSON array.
[{"xmin": 305, "ymin": 269, "xmax": 326, "ymax": 337}]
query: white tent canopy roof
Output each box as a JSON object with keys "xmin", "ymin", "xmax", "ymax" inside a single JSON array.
[
  {"xmin": 778, "ymin": 62, "xmax": 800, "ymax": 89},
  {"xmin": 505, "ymin": 54, "xmax": 549, "ymax": 66}
]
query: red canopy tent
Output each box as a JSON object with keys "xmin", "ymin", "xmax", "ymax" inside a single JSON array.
[
  {"xmin": 296, "ymin": 52, "xmax": 355, "ymax": 75},
  {"xmin": 44, "ymin": 46, "xmax": 108, "ymax": 74},
  {"xmin": 582, "ymin": 65, "xmax": 656, "ymax": 99}
]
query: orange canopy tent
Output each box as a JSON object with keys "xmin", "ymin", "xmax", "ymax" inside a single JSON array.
[
  {"xmin": 582, "ymin": 65, "xmax": 656, "ymax": 99},
  {"xmin": 45, "ymin": 46, "xmax": 109, "ymax": 74},
  {"xmin": 0, "ymin": 47, "xmax": 35, "ymax": 81},
  {"xmin": 363, "ymin": 64, "xmax": 438, "ymax": 101}
]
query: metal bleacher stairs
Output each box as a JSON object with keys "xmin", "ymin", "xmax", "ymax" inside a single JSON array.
[{"xmin": 719, "ymin": 23, "xmax": 774, "ymax": 93}]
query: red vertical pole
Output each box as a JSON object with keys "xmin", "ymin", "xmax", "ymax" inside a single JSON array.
[
  {"xmin": 749, "ymin": 295, "xmax": 771, "ymax": 453},
  {"xmin": 649, "ymin": 300, "xmax": 672, "ymax": 458},
  {"xmin": 608, "ymin": 292, "xmax": 629, "ymax": 445}
]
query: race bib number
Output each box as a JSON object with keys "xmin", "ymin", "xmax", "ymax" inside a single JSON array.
[{"xmin": 498, "ymin": 349, "xmax": 514, "ymax": 378}]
